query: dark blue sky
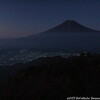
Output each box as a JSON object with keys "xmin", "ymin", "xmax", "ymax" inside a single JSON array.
[{"xmin": 0, "ymin": 0, "xmax": 100, "ymax": 38}]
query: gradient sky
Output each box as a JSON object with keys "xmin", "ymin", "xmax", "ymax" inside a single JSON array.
[{"xmin": 0, "ymin": 0, "xmax": 100, "ymax": 38}]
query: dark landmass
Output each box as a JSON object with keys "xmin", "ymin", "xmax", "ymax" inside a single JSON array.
[
  {"xmin": 0, "ymin": 53, "xmax": 100, "ymax": 100},
  {"xmin": 47, "ymin": 20, "xmax": 100, "ymax": 32}
]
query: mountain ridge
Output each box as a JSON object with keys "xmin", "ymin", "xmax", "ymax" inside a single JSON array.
[{"xmin": 46, "ymin": 20, "xmax": 99, "ymax": 32}]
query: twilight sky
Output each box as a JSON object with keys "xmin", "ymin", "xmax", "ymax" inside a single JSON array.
[{"xmin": 0, "ymin": 0, "xmax": 100, "ymax": 38}]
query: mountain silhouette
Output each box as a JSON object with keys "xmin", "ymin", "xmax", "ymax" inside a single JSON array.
[
  {"xmin": 0, "ymin": 20, "xmax": 100, "ymax": 52},
  {"xmin": 47, "ymin": 20, "xmax": 99, "ymax": 32}
]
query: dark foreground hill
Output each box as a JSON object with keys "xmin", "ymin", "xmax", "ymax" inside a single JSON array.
[{"xmin": 1, "ymin": 54, "xmax": 100, "ymax": 100}]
